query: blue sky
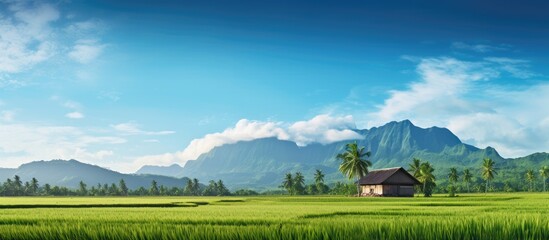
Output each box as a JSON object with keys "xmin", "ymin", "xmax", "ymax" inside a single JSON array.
[{"xmin": 1, "ymin": 0, "xmax": 549, "ymax": 172}]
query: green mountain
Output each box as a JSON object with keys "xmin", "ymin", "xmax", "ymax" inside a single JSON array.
[
  {"xmin": 0, "ymin": 159, "xmax": 191, "ymax": 189},
  {"xmin": 142, "ymin": 120, "xmax": 547, "ymax": 190}
]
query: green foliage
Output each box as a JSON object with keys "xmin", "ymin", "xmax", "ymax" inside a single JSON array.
[
  {"xmin": 525, "ymin": 170, "xmax": 535, "ymax": 192},
  {"xmin": 419, "ymin": 161, "xmax": 436, "ymax": 197},
  {"xmin": 337, "ymin": 142, "xmax": 371, "ymax": 195},
  {"xmin": 482, "ymin": 158, "xmax": 497, "ymax": 193},
  {"xmin": 233, "ymin": 189, "xmax": 259, "ymax": 196},
  {"xmin": 293, "ymin": 172, "xmax": 305, "ymax": 195},
  {"xmin": 281, "ymin": 173, "xmax": 294, "ymax": 195},
  {"xmin": 448, "ymin": 167, "xmax": 459, "ymax": 184},
  {"xmin": 202, "ymin": 180, "xmax": 230, "ymax": 196},
  {"xmin": 462, "ymin": 169, "xmax": 472, "ymax": 193},
  {"xmin": 540, "ymin": 166, "xmax": 549, "ymax": 192},
  {"xmin": 447, "ymin": 185, "xmax": 456, "ymax": 197},
  {"xmin": 329, "ymin": 182, "xmax": 357, "ymax": 196}
]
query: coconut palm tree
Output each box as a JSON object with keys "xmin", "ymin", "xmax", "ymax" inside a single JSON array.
[
  {"xmin": 525, "ymin": 170, "xmax": 535, "ymax": 192},
  {"xmin": 481, "ymin": 158, "xmax": 497, "ymax": 193},
  {"xmin": 540, "ymin": 166, "xmax": 549, "ymax": 192},
  {"xmin": 337, "ymin": 142, "xmax": 372, "ymax": 196},
  {"xmin": 282, "ymin": 173, "xmax": 294, "ymax": 195},
  {"xmin": 448, "ymin": 167, "xmax": 459, "ymax": 185},
  {"xmin": 409, "ymin": 158, "xmax": 422, "ymax": 196},
  {"xmin": 293, "ymin": 172, "xmax": 305, "ymax": 195},
  {"xmin": 419, "ymin": 162, "xmax": 436, "ymax": 197},
  {"xmin": 314, "ymin": 169, "xmax": 325, "ymax": 194},
  {"xmin": 314, "ymin": 169, "xmax": 325, "ymax": 184},
  {"xmin": 463, "ymin": 169, "xmax": 472, "ymax": 193},
  {"xmin": 409, "ymin": 158, "xmax": 422, "ymax": 178}
]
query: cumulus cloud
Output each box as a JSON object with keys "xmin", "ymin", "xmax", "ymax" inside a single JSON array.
[
  {"xmin": 135, "ymin": 114, "xmax": 363, "ymax": 167},
  {"xmin": 65, "ymin": 111, "xmax": 84, "ymax": 119},
  {"xmin": 0, "ymin": 123, "xmax": 125, "ymax": 168},
  {"xmin": 370, "ymin": 55, "xmax": 549, "ymax": 158},
  {"xmin": 0, "ymin": 1, "xmax": 107, "ymax": 86},
  {"xmin": 373, "ymin": 57, "xmax": 497, "ymax": 124},
  {"xmin": 451, "ymin": 42, "xmax": 507, "ymax": 53},
  {"xmin": 68, "ymin": 39, "xmax": 105, "ymax": 64},
  {"xmin": 1, "ymin": 110, "xmax": 15, "ymax": 122},
  {"xmin": 112, "ymin": 122, "xmax": 175, "ymax": 136},
  {"xmin": 0, "ymin": 2, "xmax": 59, "ymax": 73},
  {"xmin": 288, "ymin": 114, "xmax": 362, "ymax": 146}
]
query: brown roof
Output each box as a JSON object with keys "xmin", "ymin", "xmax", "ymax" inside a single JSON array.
[{"xmin": 358, "ymin": 167, "xmax": 420, "ymax": 185}]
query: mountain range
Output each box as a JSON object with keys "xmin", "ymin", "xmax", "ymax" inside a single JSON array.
[
  {"xmin": 2, "ymin": 120, "xmax": 547, "ymax": 190},
  {"xmin": 0, "ymin": 160, "xmax": 190, "ymax": 189},
  {"xmin": 137, "ymin": 120, "xmax": 549, "ymax": 190}
]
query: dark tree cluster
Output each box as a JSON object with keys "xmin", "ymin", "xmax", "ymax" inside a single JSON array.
[
  {"xmin": 280, "ymin": 170, "xmax": 331, "ymax": 195},
  {"xmin": 0, "ymin": 176, "xmax": 234, "ymax": 196}
]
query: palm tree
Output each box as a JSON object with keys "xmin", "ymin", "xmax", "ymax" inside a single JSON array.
[
  {"xmin": 30, "ymin": 178, "xmax": 39, "ymax": 195},
  {"xmin": 192, "ymin": 178, "xmax": 200, "ymax": 195},
  {"xmin": 149, "ymin": 180, "xmax": 159, "ymax": 196},
  {"xmin": 119, "ymin": 179, "xmax": 129, "ymax": 196},
  {"xmin": 314, "ymin": 169, "xmax": 325, "ymax": 184},
  {"xmin": 540, "ymin": 166, "xmax": 549, "ymax": 192},
  {"xmin": 337, "ymin": 142, "xmax": 372, "ymax": 196},
  {"xmin": 293, "ymin": 172, "xmax": 305, "ymax": 195},
  {"xmin": 448, "ymin": 167, "xmax": 459, "ymax": 185},
  {"xmin": 419, "ymin": 162, "xmax": 436, "ymax": 197},
  {"xmin": 463, "ymin": 169, "xmax": 472, "ymax": 193},
  {"xmin": 525, "ymin": 170, "xmax": 535, "ymax": 192},
  {"xmin": 409, "ymin": 158, "xmax": 422, "ymax": 196},
  {"xmin": 282, "ymin": 173, "xmax": 294, "ymax": 195},
  {"xmin": 409, "ymin": 158, "xmax": 421, "ymax": 177},
  {"xmin": 481, "ymin": 158, "xmax": 497, "ymax": 193},
  {"xmin": 314, "ymin": 169, "xmax": 325, "ymax": 194}
]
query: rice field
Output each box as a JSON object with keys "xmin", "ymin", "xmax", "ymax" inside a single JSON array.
[{"xmin": 0, "ymin": 193, "xmax": 548, "ymax": 239}]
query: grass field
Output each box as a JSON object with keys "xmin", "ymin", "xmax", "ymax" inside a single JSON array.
[{"xmin": 0, "ymin": 194, "xmax": 548, "ymax": 239}]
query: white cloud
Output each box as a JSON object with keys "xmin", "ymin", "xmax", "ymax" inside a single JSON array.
[
  {"xmin": 134, "ymin": 114, "xmax": 363, "ymax": 167},
  {"xmin": 0, "ymin": 123, "xmax": 125, "ymax": 168},
  {"xmin": 112, "ymin": 122, "xmax": 175, "ymax": 136},
  {"xmin": 65, "ymin": 111, "xmax": 84, "ymax": 119},
  {"xmin": 452, "ymin": 42, "xmax": 507, "ymax": 53},
  {"xmin": 68, "ymin": 39, "xmax": 105, "ymax": 64},
  {"xmin": 1, "ymin": 110, "xmax": 15, "ymax": 122},
  {"xmin": 288, "ymin": 114, "xmax": 362, "ymax": 146},
  {"xmin": 484, "ymin": 57, "xmax": 536, "ymax": 79},
  {"xmin": 373, "ymin": 57, "xmax": 498, "ymax": 124},
  {"xmin": 0, "ymin": 1, "xmax": 107, "ymax": 86},
  {"xmin": 0, "ymin": 2, "xmax": 58, "ymax": 73},
  {"xmin": 370, "ymin": 56, "xmax": 549, "ymax": 158}
]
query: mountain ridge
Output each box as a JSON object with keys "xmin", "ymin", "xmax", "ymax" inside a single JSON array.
[
  {"xmin": 147, "ymin": 120, "xmax": 522, "ymax": 189},
  {"xmin": 0, "ymin": 159, "xmax": 191, "ymax": 189}
]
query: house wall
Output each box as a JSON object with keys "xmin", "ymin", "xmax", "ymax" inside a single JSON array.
[
  {"xmin": 362, "ymin": 184, "xmax": 415, "ymax": 197},
  {"xmin": 362, "ymin": 185, "xmax": 383, "ymax": 195},
  {"xmin": 383, "ymin": 185, "xmax": 398, "ymax": 196},
  {"xmin": 398, "ymin": 185, "xmax": 414, "ymax": 196}
]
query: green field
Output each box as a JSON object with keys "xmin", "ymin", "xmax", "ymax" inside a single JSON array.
[{"xmin": 0, "ymin": 194, "xmax": 548, "ymax": 239}]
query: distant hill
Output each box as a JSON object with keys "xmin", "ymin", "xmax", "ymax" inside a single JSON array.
[
  {"xmin": 0, "ymin": 159, "xmax": 191, "ymax": 189},
  {"xmin": 137, "ymin": 120, "xmax": 548, "ymax": 190},
  {"xmin": 136, "ymin": 164, "xmax": 184, "ymax": 177}
]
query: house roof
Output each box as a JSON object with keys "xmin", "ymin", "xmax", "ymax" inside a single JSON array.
[{"xmin": 358, "ymin": 167, "xmax": 420, "ymax": 185}]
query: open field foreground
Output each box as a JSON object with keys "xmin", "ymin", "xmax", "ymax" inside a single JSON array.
[{"xmin": 0, "ymin": 194, "xmax": 548, "ymax": 239}]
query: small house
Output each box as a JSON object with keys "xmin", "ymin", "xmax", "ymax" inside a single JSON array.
[{"xmin": 358, "ymin": 167, "xmax": 420, "ymax": 197}]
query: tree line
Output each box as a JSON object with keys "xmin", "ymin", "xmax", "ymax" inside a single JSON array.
[
  {"xmin": 321, "ymin": 142, "xmax": 549, "ymax": 197},
  {"xmin": 0, "ymin": 177, "xmax": 235, "ymax": 196},
  {"xmin": 441, "ymin": 159, "xmax": 549, "ymax": 194}
]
